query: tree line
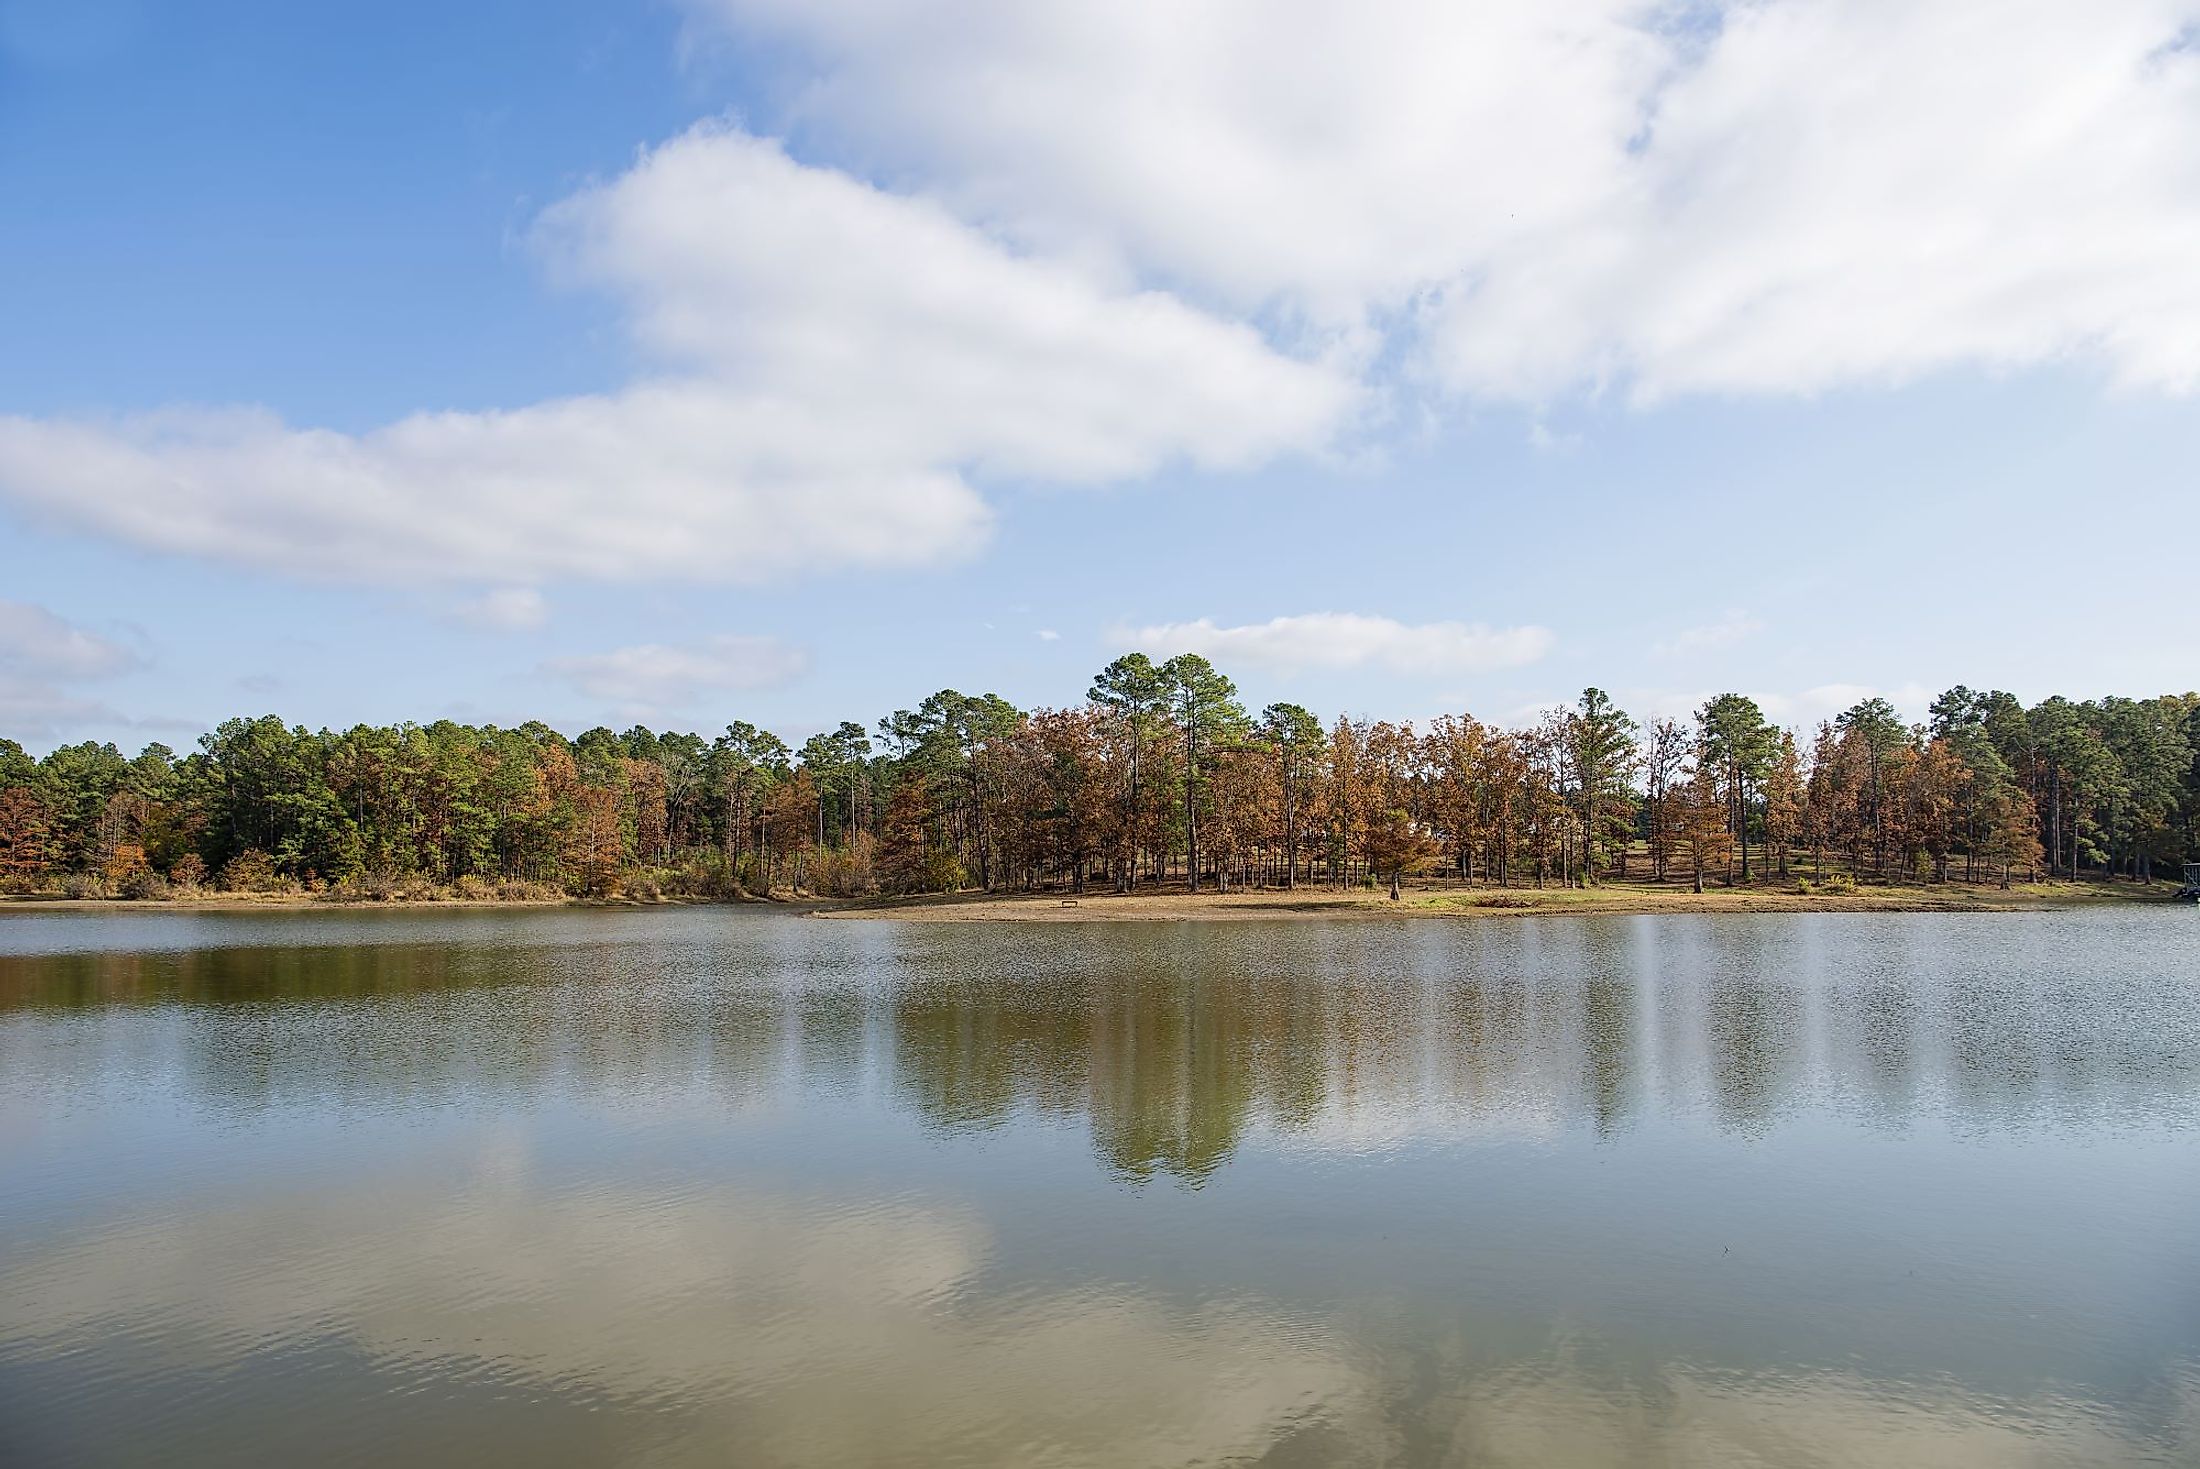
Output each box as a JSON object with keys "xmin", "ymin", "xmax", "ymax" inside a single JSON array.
[{"xmin": 2, "ymin": 655, "xmax": 2195, "ymax": 900}]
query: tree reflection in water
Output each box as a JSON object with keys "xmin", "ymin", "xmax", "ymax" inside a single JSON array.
[{"xmin": 2, "ymin": 907, "xmax": 2197, "ymax": 1467}]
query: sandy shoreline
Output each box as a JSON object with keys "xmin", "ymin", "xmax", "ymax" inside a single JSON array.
[
  {"xmin": 811, "ymin": 880, "xmax": 2170, "ymax": 923},
  {"xmin": 1, "ymin": 881, "xmax": 2170, "ymax": 922}
]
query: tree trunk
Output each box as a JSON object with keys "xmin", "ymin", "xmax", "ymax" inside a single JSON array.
[{"xmin": 1183, "ymin": 723, "xmax": 1199, "ymax": 895}]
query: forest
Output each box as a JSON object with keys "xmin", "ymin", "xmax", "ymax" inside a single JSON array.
[{"xmin": 1, "ymin": 654, "xmax": 2195, "ymax": 902}]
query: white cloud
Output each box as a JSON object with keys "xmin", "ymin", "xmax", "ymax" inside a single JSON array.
[
  {"xmin": 697, "ymin": 0, "xmax": 2200, "ymax": 398},
  {"xmin": 448, "ymin": 588, "xmax": 551, "ymax": 633},
  {"xmin": 0, "ymin": 600, "xmax": 141, "ymax": 740},
  {"xmin": 0, "ymin": 598, "xmax": 138, "ymax": 680},
  {"xmin": 0, "ymin": 393, "xmax": 991, "ymax": 586},
  {"xmin": 1035, "ymin": 628, "xmax": 1061, "ymax": 641},
  {"xmin": 0, "ymin": 685, "xmax": 122, "ymax": 742},
  {"xmin": 544, "ymin": 634, "xmax": 810, "ymax": 708},
  {"xmin": 1117, "ymin": 613, "xmax": 1554, "ymax": 676},
  {"xmin": 0, "ymin": 130, "xmax": 1356, "ymax": 587},
  {"xmin": 537, "ymin": 129, "xmax": 1359, "ymax": 484},
  {"xmin": 1652, "ymin": 611, "xmax": 1765, "ymax": 659}
]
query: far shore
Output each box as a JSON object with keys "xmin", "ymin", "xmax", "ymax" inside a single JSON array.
[
  {"xmin": 0, "ymin": 892, "xmax": 814, "ymax": 915},
  {"xmin": 812, "ymin": 878, "xmax": 2177, "ymax": 923},
  {"xmin": 1, "ymin": 878, "xmax": 2178, "ymax": 922}
]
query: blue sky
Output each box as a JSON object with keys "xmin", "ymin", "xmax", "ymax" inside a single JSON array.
[{"xmin": 3, "ymin": 0, "xmax": 2197, "ymax": 753}]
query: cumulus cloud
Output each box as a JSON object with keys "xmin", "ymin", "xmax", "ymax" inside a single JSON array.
[
  {"xmin": 0, "ymin": 599, "xmax": 141, "ymax": 740},
  {"xmin": 1118, "ymin": 613, "xmax": 1553, "ymax": 676},
  {"xmin": 0, "ymin": 598, "xmax": 138, "ymax": 680},
  {"xmin": 0, "ymin": 392, "xmax": 992, "ymax": 586},
  {"xmin": 447, "ymin": 588, "xmax": 551, "ymax": 633},
  {"xmin": 544, "ymin": 634, "xmax": 810, "ymax": 707},
  {"xmin": 0, "ymin": 131, "xmax": 1356, "ymax": 587},
  {"xmin": 697, "ymin": 0, "xmax": 2200, "ymax": 398},
  {"xmin": 13, "ymin": 0, "xmax": 2196, "ymax": 619},
  {"xmin": 536, "ymin": 130, "xmax": 1358, "ymax": 484}
]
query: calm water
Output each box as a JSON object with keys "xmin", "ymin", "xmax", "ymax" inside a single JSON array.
[{"xmin": 1, "ymin": 907, "xmax": 2196, "ymax": 1468}]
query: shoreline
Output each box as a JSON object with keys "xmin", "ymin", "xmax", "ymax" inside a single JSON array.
[
  {"xmin": 0, "ymin": 893, "xmax": 808, "ymax": 915},
  {"xmin": 0, "ymin": 880, "xmax": 2174, "ymax": 922},
  {"xmin": 811, "ymin": 879, "xmax": 2175, "ymax": 923}
]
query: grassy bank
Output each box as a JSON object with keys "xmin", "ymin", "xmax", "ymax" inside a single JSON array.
[
  {"xmin": 0, "ymin": 891, "xmax": 793, "ymax": 914},
  {"xmin": 5, "ymin": 877, "xmax": 2176, "ymax": 921},
  {"xmin": 813, "ymin": 876, "xmax": 2182, "ymax": 923}
]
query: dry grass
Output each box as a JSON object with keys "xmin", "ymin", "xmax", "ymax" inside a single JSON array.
[{"xmin": 814, "ymin": 876, "xmax": 2178, "ymax": 923}]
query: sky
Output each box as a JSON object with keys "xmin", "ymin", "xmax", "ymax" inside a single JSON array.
[{"xmin": 3, "ymin": 0, "xmax": 2197, "ymax": 755}]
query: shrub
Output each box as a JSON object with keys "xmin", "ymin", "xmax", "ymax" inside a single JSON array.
[
  {"xmin": 103, "ymin": 843, "xmax": 152, "ymax": 889},
  {"xmin": 169, "ymin": 853, "xmax": 207, "ymax": 890},
  {"xmin": 118, "ymin": 867, "xmax": 171, "ymax": 901},
  {"xmin": 917, "ymin": 848, "xmax": 965, "ymax": 895},
  {"xmin": 330, "ymin": 869, "xmax": 411, "ymax": 902},
  {"xmin": 61, "ymin": 871, "xmax": 107, "ymax": 900},
  {"xmin": 734, "ymin": 852, "xmax": 767, "ymax": 895},
  {"xmin": 677, "ymin": 852, "xmax": 740, "ymax": 898},
  {"xmin": 446, "ymin": 873, "xmax": 566, "ymax": 902},
  {"xmin": 217, "ymin": 849, "xmax": 288, "ymax": 893},
  {"xmin": 806, "ymin": 835, "xmax": 877, "ymax": 898}
]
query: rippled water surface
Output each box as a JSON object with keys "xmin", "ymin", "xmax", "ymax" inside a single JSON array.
[{"xmin": 2, "ymin": 906, "xmax": 2196, "ymax": 1467}]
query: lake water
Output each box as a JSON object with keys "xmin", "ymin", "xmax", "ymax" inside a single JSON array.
[{"xmin": 1, "ymin": 906, "xmax": 2195, "ymax": 1467}]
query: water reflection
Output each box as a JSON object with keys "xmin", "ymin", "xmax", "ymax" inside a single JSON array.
[
  {"xmin": 5, "ymin": 911, "xmax": 2194, "ymax": 1185},
  {"xmin": 0, "ymin": 1166, "xmax": 1375, "ymax": 1467},
  {"xmin": 3, "ymin": 1160, "xmax": 2191, "ymax": 1468},
  {"xmin": 3, "ymin": 908, "xmax": 2198, "ymax": 1467}
]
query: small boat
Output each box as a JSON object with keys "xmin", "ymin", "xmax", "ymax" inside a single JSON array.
[{"xmin": 2179, "ymin": 863, "xmax": 2200, "ymax": 903}]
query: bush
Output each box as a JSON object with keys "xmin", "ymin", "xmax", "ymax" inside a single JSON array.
[
  {"xmin": 329, "ymin": 869, "xmax": 426, "ymax": 902},
  {"xmin": 104, "ymin": 843, "xmax": 152, "ymax": 890},
  {"xmin": 117, "ymin": 867, "xmax": 171, "ymax": 901},
  {"xmin": 217, "ymin": 849, "xmax": 290, "ymax": 893},
  {"xmin": 61, "ymin": 871, "xmax": 107, "ymax": 900},
  {"xmin": 168, "ymin": 853, "xmax": 207, "ymax": 890},
  {"xmin": 636, "ymin": 855, "xmax": 712, "ymax": 898},
  {"xmin": 734, "ymin": 852, "xmax": 767, "ymax": 895},
  {"xmin": 1796, "ymin": 873, "xmax": 1857, "ymax": 896},
  {"xmin": 806, "ymin": 835, "xmax": 877, "ymax": 898},
  {"xmin": 444, "ymin": 874, "xmax": 566, "ymax": 903},
  {"xmin": 916, "ymin": 848, "xmax": 965, "ymax": 895}
]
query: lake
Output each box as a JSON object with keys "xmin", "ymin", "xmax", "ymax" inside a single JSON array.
[{"xmin": 1, "ymin": 906, "xmax": 2195, "ymax": 1467}]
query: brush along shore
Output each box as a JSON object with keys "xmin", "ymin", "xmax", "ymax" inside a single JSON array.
[{"xmin": 813, "ymin": 877, "xmax": 2174, "ymax": 922}]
